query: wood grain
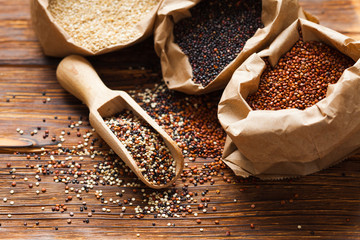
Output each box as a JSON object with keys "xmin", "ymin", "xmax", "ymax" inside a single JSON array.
[{"xmin": 0, "ymin": 0, "xmax": 359, "ymax": 239}]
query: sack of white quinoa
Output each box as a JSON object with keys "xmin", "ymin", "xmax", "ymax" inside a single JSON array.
[
  {"xmin": 154, "ymin": 0, "xmax": 318, "ymax": 95},
  {"xmin": 30, "ymin": 0, "xmax": 163, "ymax": 57},
  {"xmin": 217, "ymin": 18, "xmax": 360, "ymax": 179}
]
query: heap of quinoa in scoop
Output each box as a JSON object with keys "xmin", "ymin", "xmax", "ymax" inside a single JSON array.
[{"xmin": 104, "ymin": 110, "xmax": 176, "ymax": 185}]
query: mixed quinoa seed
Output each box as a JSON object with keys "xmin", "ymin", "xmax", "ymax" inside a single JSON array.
[
  {"xmin": 174, "ymin": 0, "xmax": 263, "ymax": 87},
  {"xmin": 104, "ymin": 110, "xmax": 176, "ymax": 185}
]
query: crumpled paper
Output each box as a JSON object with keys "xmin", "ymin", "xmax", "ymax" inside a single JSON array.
[
  {"xmin": 218, "ymin": 18, "xmax": 360, "ymax": 179},
  {"xmin": 154, "ymin": 0, "xmax": 317, "ymax": 94},
  {"xmin": 30, "ymin": 0, "xmax": 163, "ymax": 57}
]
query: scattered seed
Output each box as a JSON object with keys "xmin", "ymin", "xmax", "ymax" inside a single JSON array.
[{"xmin": 130, "ymin": 84, "xmax": 226, "ymax": 161}]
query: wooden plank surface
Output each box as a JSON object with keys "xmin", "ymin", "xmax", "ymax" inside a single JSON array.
[{"xmin": 0, "ymin": 0, "xmax": 359, "ymax": 239}]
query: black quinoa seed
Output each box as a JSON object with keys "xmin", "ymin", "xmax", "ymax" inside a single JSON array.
[{"xmin": 174, "ymin": 0, "xmax": 263, "ymax": 87}]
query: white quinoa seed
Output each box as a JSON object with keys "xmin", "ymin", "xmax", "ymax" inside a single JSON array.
[{"xmin": 48, "ymin": 0, "xmax": 160, "ymax": 52}]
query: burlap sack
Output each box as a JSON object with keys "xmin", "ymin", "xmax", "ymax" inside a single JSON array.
[
  {"xmin": 30, "ymin": 0, "xmax": 163, "ymax": 57},
  {"xmin": 217, "ymin": 18, "xmax": 360, "ymax": 179},
  {"xmin": 154, "ymin": 0, "xmax": 318, "ymax": 95}
]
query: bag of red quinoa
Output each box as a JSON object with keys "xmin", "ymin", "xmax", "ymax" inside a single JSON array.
[
  {"xmin": 30, "ymin": 0, "xmax": 163, "ymax": 57},
  {"xmin": 217, "ymin": 18, "xmax": 360, "ymax": 179},
  {"xmin": 154, "ymin": 0, "xmax": 318, "ymax": 95}
]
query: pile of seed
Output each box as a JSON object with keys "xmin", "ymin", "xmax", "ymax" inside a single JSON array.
[
  {"xmin": 246, "ymin": 39, "xmax": 354, "ymax": 110},
  {"xmin": 48, "ymin": 0, "xmax": 160, "ymax": 52},
  {"xmin": 129, "ymin": 84, "xmax": 226, "ymax": 161},
  {"xmin": 173, "ymin": 0, "xmax": 263, "ymax": 87},
  {"xmin": 104, "ymin": 110, "xmax": 176, "ymax": 185}
]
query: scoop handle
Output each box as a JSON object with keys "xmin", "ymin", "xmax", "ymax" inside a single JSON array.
[{"xmin": 56, "ymin": 55, "xmax": 112, "ymax": 110}]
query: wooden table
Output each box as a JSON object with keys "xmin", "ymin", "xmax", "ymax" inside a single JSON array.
[{"xmin": 0, "ymin": 0, "xmax": 359, "ymax": 239}]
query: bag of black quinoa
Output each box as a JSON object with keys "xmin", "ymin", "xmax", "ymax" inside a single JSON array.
[
  {"xmin": 154, "ymin": 0, "xmax": 318, "ymax": 95},
  {"xmin": 31, "ymin": 0, "xmax": 163, "ymax": 57},
  {"xmin": 217, "ymin": 18, "xmax": 360, "ymax": 179}
]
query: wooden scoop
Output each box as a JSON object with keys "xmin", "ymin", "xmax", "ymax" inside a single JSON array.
[{"xmin": 56, "ymin": 55, "xmax": 184, "ymax": 189}]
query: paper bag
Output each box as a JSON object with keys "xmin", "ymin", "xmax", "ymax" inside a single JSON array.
[
  {"xmin": 30, "ymin": 0, "xmax": 163, "ymax": 57},
  {"xmin": 154, "ymin": 0, "xmax": 317, "ymax": 95},
  {"xmin": 218, "ymin": 18, "xmax": 360, "ymax": 179}
]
